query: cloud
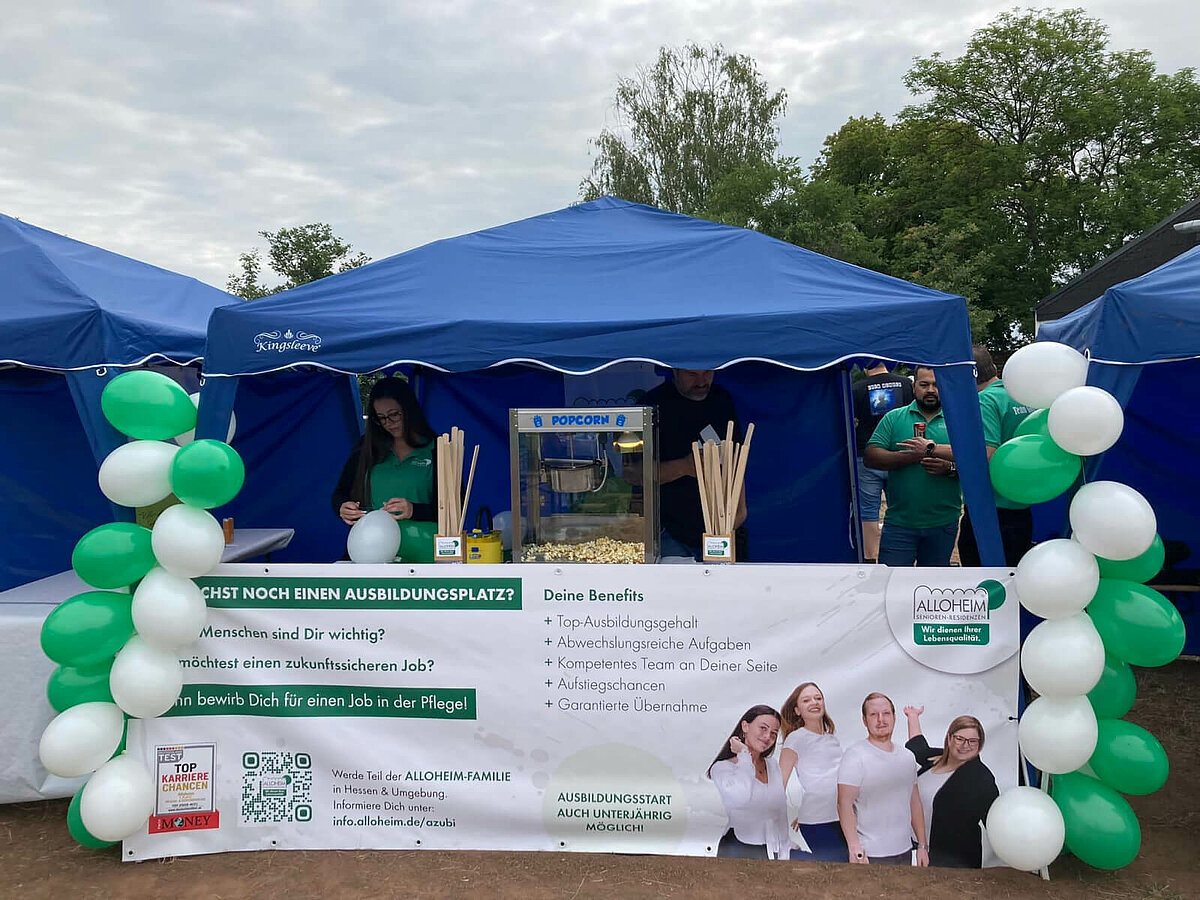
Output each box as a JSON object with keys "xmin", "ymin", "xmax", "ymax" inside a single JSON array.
[{"xmin": 2, "ymin": 0, "xmax": 1193, "ymax": 288}]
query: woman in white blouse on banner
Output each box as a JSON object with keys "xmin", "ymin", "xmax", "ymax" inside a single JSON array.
[
  {"xmin": 778, "ymin": 682, "xmax": 848, "ymax": 861},
  {"xmin": 708, "ymin": 704, "xmax": 789, "ymax": 859}
]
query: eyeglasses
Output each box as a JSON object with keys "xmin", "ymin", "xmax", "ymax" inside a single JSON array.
[
  {"xmin": 951, "ymin": 735, "xmax": 980, "ymax": 748},
  {"xmin": 374, "ymin": 410, "xmax": 404, "ymax": 425}
]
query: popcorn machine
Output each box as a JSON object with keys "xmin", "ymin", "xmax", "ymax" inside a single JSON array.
[{"xmin": 509, "ymin": 407, "xmax": 658, "ymax": 563}]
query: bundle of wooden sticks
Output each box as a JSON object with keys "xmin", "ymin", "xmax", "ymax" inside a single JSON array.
[
  {"xmin": 692, "ymin": 422, "xmax": 754, "ymax": 536},
  {"xmin": 436, "ymin": 427, "xmax": 479, "ymax": 536}
]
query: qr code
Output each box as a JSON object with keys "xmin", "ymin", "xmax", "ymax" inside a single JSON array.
[{"xmin": 240, "ymin": 751, "xmax": 314, "ymax": 826}]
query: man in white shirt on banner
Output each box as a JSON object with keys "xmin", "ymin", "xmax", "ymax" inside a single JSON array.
[{"xmin": 836, "ymin": 692, "xmax": 929, "ymax": 866}]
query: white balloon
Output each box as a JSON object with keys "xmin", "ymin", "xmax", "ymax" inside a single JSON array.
[
  {"xmin": 985, "ymin": 786, "xmax": 1065, "ymax": 871},
  {"xmin": 98, "ymin": 440, "xmax": 179, "ymax": 508},
  {"xmin": 1003, "ymin": 342, "xmax": 1089, "ymax": 410},
  {"xmin": 1048, "ymin": 386, "xmax": 1124, "ymax": 456},
  {"xmin": 1069, "ymin": 481, "xmax": 1157, "ymax": 561},
  {"xmin": 1015, "ymin": 539, "xmax": 1100, "ymax": 619},
  {"xmin": 152, "ymin": 504, "xmax": 225, "ymax": 577},
  {"xmin": 132, "ymin": 567, "xmax": 208, "ymax": 649},
  {"xmin": 1021, "ymin": 613, "xmax": 1105, "ymax": 697},
  {"xmin": 175, "ymin": 392, "xmax": 237, "ymax": 446},
  {"xmin": 1019, "ymin": 695, "xmax": 1098, "ymax": 774},
  {"xmin": 493, "ymin": 510, "xmax": 513, "ymax": 551},
  {"xmin": 347, "ymin": 510, "xmax": 402, "ymax": 563},
  {"xmin": 79, "ymin": 754, "xmax": 156, "ymax": 841},
  {"xmin": 109, "ymin": 636, "xmax": 184, "ymax": 719},
  {"xmin": 38, "ymin": 702, "xmax": 125, "ymax": 778}
]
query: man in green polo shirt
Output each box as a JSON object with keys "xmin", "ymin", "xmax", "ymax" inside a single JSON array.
[
  {"xmin": 957, "ymin": 346, "xmax": 1034, "ymax": 566},
  {"xmin": 864, "ymin": 366, "xmax": 961, "ymax": 566}
]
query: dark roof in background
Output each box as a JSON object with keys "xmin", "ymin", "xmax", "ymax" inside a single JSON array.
[{"xmin": 1036, "ymin": 198, "xmax": 1200, "ymax": 323}]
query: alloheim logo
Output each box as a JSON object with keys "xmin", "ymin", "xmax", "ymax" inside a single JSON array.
[{"xmin": 253, "ymin": 329, "xmax": 323, "ymax": 353}]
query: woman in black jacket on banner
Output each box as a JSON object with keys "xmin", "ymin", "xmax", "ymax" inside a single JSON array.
[{"xmin": 902, "ymin": 706, "xmax": 998, "ymax": 868}]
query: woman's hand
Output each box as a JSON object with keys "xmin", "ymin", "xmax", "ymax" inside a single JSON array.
[
  {"xmin": 849, "ymin": 844, "xmax": 869, "ymax": 864},
  {"xmin": 729, "ymin": 736, "xmax": 747, "ymax": 756},
  {"xmin": 903, "ymin": 705, "xmax": 924, "ymax": 719},
  {"xmin": 382, "ymin": 498, "xmax": 413, "ymax": 520},
  {"xmin": 915, "ymin": 847, "xmax": 930, "ymax": 867},
  {"xmin": 339, "ymin": 502, "xmax": 366, "ymax": 525}
]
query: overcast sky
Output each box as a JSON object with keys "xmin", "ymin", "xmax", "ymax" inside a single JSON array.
[{"xmin": 2, "ymin": 1, "xmax": 1194, "ymax": 289}]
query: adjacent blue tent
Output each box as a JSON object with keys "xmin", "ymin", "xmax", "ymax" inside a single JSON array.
[
  {"xmin": 0, "ymin": 215, "xmax": 284, "ymax": 588},
  {"xmin": 199, "ymin": 198, "xmax": 1004, "ymax": 564},
  {"xmin": 1039, "ymin": 246, "xmax": 1200, "ymax": 593}
]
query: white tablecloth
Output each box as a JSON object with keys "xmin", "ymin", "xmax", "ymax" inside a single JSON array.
[
  {"xmin": 222, "ymin": 527, "xmax": 295, "ymax": 563},
  {"xmin": 0, "ymin": 528, "xmax": 294, "ymax": 804},
  {"xmin": 0, "ymin": 572, "xmax": 88, "ymax": 803}
]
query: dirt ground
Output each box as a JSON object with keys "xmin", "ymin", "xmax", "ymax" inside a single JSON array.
[{"xmin": 3, "ymin": 660, "xmax": 1196, "ymax": 900}]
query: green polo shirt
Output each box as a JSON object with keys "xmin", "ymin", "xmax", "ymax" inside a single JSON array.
[
  {"xmin": 368, "ymin": 443, "xmax": 435, "ymax": 511},
  {"xmin": 979, "ymin": 379, "xmax": 1033, "ymax": 510},
  {"xmin": 867, "ymin": 401, "xmax": 962, "ymax": 529}
]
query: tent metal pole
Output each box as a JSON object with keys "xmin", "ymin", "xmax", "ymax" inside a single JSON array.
[{"xmin": 838, "ymin": 365, "xmax": 864, "ymax": 563}]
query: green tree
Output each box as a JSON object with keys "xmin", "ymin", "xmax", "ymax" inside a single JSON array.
[
  {"xmin": 581, "ymin": 43, "xmax": 788, "ymax": 215},
  {"xmin": 803, "ymin": 8, "xmax": 1200, "ymax": 346},
  {"xmin": 226, "ymin": 224, "xmax": 371, "ymax": 299}
]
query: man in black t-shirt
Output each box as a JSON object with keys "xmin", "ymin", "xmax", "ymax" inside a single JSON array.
[
  {"xmin": 852, "ymin": 361, "xmax": 913, "ymax": 561},
  {"xmin": 643, "ymin": 369, "xmax": 746, "ymax": 560}
]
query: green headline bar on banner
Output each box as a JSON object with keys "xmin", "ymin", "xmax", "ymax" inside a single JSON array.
[
  {"xmin": 164, "ymin": 684, "xmax": 477, "ymax": 718},
  {"xmin": 196, "ymin": 577, "xmax": 522, "ymax": 610}
]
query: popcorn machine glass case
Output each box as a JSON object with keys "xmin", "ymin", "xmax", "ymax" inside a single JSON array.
[{"xmin": 510, "ymin": 407, "xmax": 658, "ymax": 563}]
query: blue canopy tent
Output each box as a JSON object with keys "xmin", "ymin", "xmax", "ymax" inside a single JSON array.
[
  {"xmin": 198, "ymin": 198, "xmax": 1004, "ymax": 565},
  {"xmin": 0, "ymin": 215, "xmax": 328, "ymax": 588},
  {"xmin": 1040, "ymin": 245, "xmax": 1200, "ymax": 648}
]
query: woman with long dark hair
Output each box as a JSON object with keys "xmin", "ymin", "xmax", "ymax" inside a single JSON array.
[
  {"xmin": 778, "ymin": 682, "xmax": 847, "ymax": 861},
  {"xmin": 903, "ymin": 706, "xmax": 998, "ymax": 868},
  {"xmin": 707, "ymin": 705, "xmax": 789, "ymax": 860},
  {"xmin": 331, "ymin": 376, "xmax": 439, "ymax": 525}
]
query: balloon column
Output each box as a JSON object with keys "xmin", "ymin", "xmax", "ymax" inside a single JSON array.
[
  {"xmin": 983, "ymin": 343, "xmax": 1183, "ymax": 872},
  {"xmin": 37, "ymin": 371, "xmax": 243, "ymax": 848}
]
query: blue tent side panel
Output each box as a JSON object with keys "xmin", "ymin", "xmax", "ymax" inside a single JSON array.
[
  {"xmin": 418, "ymin": 364, "xmax": 859, "ymax": 564},
  {"xmin": 719, "ymin": 364, "xmax": 857, "ymax": 562},
  {"xmin": 1098, "ymin": 360, "xmax": 1200, "ymax": 567},
  {"xmin": 214, "ymin": 371, "xmax": 363, "ymax": 564},
  {"xmin": 417, "ymin": 366, "xmax": 571, "ymax": 532},
  {"xmin": 0, "ymin": 369, "xmax": 112, "ymax": 590}
]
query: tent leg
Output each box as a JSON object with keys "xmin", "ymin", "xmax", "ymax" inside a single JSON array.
[{"xmin": 838, "ymin": 366, "xmax": 864, "ymax": 563}]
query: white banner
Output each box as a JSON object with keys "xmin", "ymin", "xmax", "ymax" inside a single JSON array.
[{"xmin": 125, "ymin": 563, "xmax": 1020, "ymax": 861}]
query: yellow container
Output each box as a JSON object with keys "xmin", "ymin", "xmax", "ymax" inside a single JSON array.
[{"xmin": 464, "ymin": 528, "xmax": 503, "ymax": 564}]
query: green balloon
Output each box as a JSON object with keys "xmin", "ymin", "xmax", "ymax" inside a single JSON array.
[
  {"xmin": 1089, "ymin": 719, "xmax": 1169, "ymax": 796},
  {"xmin": 989, "ymin": 434, "xmax": 1081, "ymax": 505},
  {"xmin": 40, "ymin": 591, "xmax": 134, "ymax": 667},
  {"xmin": 977, "ymin": 579, "xmax": 1007, "ymax": 610},
  {"xmin": 46, "ymin": 660, "xmax": 115, "ymax": 711},
  {"xmin": 1088, "ymin": 653, "xmax": 1137, "ymax": 719},
  {"xmin": 1097, "ymin": 535, "xmax": 1165, "ymax": 584},
  {"xmin": 170, "ymin": 439, "xmax": 246, "ymax": 508},
  {"xmin": 101, "ymin": 370, "xmax": 196, "ymax": 440},
  {"xmin": 67, "ymin": 784, "xmax": 117, "ymax": 849},
  {"xmin": 1014, "ymin": 408, "xmax": 1050, "ymax": 438},
  {"xmin": 1050, "ymin": 771, "xmax": 1141, "ymax": 869},
  {"xmin": 1088, "ymin": 579, "xmax": 1186, "ymax": 667},
  {"xmin": 398, "ymin": 520, "xmax": 437, "ymax": 563},
  {"xmin": 71, "ymin": 522, "xmax": 156, "ymax": 589}
]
